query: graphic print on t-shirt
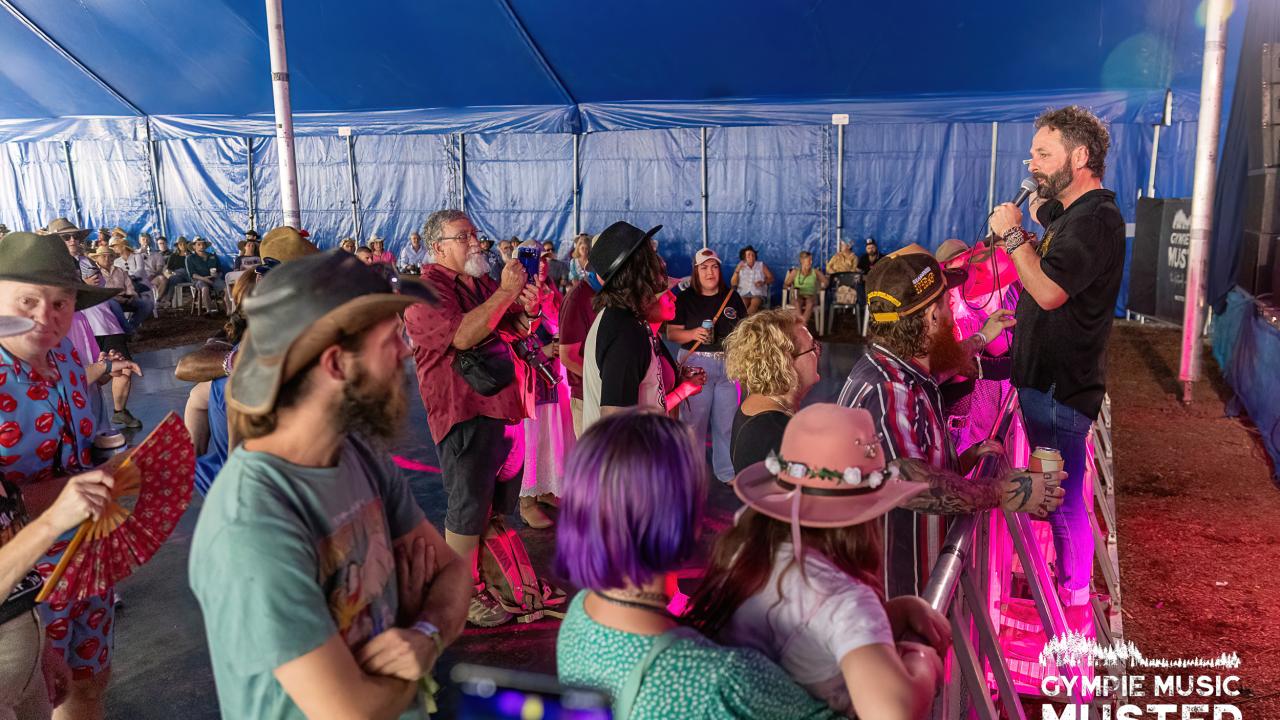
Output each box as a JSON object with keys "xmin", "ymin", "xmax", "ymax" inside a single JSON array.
[{"xmin": 318, "ymin": 499, "xmax": 397, "ymax": 649}]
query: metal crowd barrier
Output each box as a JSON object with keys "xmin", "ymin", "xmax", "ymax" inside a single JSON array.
[{"xmin": 923, "ymin": 389, "xmax": 1123, "ymax": 719}]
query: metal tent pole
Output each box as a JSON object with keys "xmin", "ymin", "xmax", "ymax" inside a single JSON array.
[
  {"xmin": 835, "ymin": 121, "xmax": 845, "ymax": 248},
  {"xmin": 150, "ymin": 131, "xmax": 168, "ymax": 238},
  {"xmin": 62, "ymin": 141, "xmax": 82, "ymax": 227},
  {"xmin": 144, "ymin": 120, "xmax": 161, "ymax": 233},
  {"xmin": 343, "ymin": 130, "xmax": 362, "ymax": 241},
  {"xmin": 1179, "ymin": 0, "xmax": 1228, "ymax": 404},
  {"xmin": 700, "ymin": 127, "xmax": 709, "ymax": 249},
  {"xmin": 265, "ymin": 0, "xmax": 301, "ymax": 229},
  {"xmin": 572, "ymin": 133, "xmax": 581, "ymax": 236},
  {"xmin": 245, "ymin": 137, "xmax": 256, "ymax": 232},
  {"xmin": 987, "ymin": 122, "xmax": 999, "ymax": 211},
  {"xmin": 1147, "ymin": 90, "xmax": 1173, "ymax": 198},
  {"xmin": 458, "ymin": 134, "xmax": 466, "ymax": 212}
]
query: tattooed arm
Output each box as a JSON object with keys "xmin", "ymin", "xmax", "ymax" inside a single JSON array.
[{"xmin": 895, "ymin": 457, "xmax": 1065, "ymax": 515}]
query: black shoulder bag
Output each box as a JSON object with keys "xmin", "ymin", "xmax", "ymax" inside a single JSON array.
[{"xmin": 449, "ymin": 278, "xmax": 516, "ymax": 396}]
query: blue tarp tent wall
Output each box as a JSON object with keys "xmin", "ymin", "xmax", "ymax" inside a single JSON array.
[{"xmin": 0, "ymin": 0, "xmax": 1238, "ymax": 300}]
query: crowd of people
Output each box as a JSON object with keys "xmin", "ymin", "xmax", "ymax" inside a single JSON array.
[{"xmin": 0, "ymin": 104, "xmax": 1126, "ymax": 719}]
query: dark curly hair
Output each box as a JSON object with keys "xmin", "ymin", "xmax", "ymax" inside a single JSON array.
[
  {"xmin": 593, "ymin": 241, "xmax": 667, "ymax": 318},
  {"xmin": 1035, "ymin": 105, "xmax": 1110, "ymax": 179}
]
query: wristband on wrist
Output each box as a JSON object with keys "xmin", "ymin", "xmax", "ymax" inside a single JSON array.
[
  {"xmin": 1002, "ymin": 226, "xmax": 1035, "ymax": 255},
  {"xmin": 222, "ymin": 348, "xmax": 237, "ymax": 377},
  {"xmin": 103, "ymin": 359, "xmax": 113, "ymax": 377},
  {"xmin": 410, "ymin": 620, "xmax": 445, "ymax": 656}
]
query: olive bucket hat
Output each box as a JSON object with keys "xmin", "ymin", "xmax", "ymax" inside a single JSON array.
[
  {"xmin": 227, "ymin": 249, "xmax": 436, "ymax": 416},
  {"xmin": 0, "ymin": 232, "xmax": 119, "ymax": 309}
]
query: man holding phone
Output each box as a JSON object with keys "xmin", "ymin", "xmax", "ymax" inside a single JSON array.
[{"xmin": 403, "ymin": 210, "xmax": 541, "ymax": 628}]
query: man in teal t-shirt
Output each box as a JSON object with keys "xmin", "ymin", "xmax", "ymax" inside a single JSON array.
[{"xmin": 189, "ymin": 249, "xmax": 469, "ymax": 719}]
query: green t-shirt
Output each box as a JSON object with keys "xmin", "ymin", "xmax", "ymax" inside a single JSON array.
[
  {"xmin": 189, "ymin": 437, "xmax": 427, "ymax": 720},
  {"xmin": 557, "ymin": 592, "xmax": 840, "ymax": 720}
]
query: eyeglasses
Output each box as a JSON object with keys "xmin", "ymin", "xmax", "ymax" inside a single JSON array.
[
  {"xmin": 793, "ymin": 343, "xmax": 821, "ymax": 360},
  {"xmin": 439, "ymin": 231, "xmax": 481, "ymax": 245}
]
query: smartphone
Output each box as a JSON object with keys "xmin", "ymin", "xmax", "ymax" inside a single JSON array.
[
  {"xmin": 451, "ymin": 663, "xmax": 612, "ymax": 719},
  {"xmin": 517, "ymin": 246, "xmax": 540, "ymax": 283}
]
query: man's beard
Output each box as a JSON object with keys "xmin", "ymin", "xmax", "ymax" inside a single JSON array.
[
  {"xmin": 337, "ymin": 362, "xmax": 408, "ymax": 444},
  {"xmin": 464, "ymin": 251, "xmax": 491, "ymax": 278},
  {"xmin": 925, "ymin": 316, "xmax": 971, "ymax": 376},
  {"xmin": 1035, "ymin": 163, "xmax": 1073, "ymax": 200}
]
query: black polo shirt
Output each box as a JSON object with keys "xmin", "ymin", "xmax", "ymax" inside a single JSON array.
[{"xmin": 1011, "ymin": 188, "xmax": 1125, "ymax": 420}]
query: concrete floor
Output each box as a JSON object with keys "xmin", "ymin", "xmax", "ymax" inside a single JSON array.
[{"xmin": 101, "ymin": 339, "xmax": 865, "ymax": 719}]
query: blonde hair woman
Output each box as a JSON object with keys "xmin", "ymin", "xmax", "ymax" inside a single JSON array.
[{"xmin": 724, "ymin": 308, "xmax": 821, "ymax": 473}]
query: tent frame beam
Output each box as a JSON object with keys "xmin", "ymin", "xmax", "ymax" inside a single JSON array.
[
  {"xmin": 495, "ymin": 0, "xmax": 576, "ymax": 106},
  {"xmin": 0, "ymin": 0, "xmax": 145, "ymax": 116}
]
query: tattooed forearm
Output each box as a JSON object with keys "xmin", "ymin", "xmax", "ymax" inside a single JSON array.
[{"xmin": 895, "ymin": 457, "xmax": 1002, "ymax": 514}]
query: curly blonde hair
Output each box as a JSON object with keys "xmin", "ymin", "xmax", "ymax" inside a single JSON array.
[{"xmin": 723, "ymin": 308, "xmax": 802, "ymax": 396}]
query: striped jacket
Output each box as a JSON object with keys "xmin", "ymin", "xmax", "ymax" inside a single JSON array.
[{"xmin": 837, "ymin": 343, "xmax": 958, "ymax": 598}]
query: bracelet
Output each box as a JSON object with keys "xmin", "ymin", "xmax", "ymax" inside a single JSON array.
[
  {"xmin": 969, "ymin": 332, "xmax": 988, "ymax": 352},
  {"xmin": 410, "ymin": 620, "xmax": 445, "ymax": 656},
  {"xmin": 222, "ymin": 348, "xmax": 236, "ymax": 378},
  {"xmin": 103, "ymin": 359, "xmax": 113, "ymax": 377},
  {"xmin": 1002, "ymin": 226, "xmax": 1036, "ymax": 255}
]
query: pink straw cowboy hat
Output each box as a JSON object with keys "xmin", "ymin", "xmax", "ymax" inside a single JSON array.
[{"xmin": 733, "ymin": 404, "xmax": 928, "ymax": 540}]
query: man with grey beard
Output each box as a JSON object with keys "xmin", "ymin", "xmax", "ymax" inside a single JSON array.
[{"xmin": 404, "ymin": 209, "xmax": 542, "ymax": 627}]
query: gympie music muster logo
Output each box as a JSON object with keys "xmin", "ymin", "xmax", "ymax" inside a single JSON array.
[{"xmin": 1037, "ymin": 632, "xmax": 1243, "ymax": 719}]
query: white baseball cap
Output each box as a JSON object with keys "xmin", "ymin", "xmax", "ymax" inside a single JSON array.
[{"xmin": 694, "ymin": 248, "xmax": 721, "ymax": 266}]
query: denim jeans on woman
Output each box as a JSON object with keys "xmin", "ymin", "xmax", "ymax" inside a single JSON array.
[
  {"xmin": 681, "ymin": 353, "xmax": 740, "ymax": 483},
  {"xmin": 1017, "ymin": 385, "xmax": 1094, "ymax": 606}
]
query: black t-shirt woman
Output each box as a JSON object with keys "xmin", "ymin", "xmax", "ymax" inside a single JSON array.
[
  {"xmin": 582, "ymin": 222, "xmax": 706, "ymax": 430},
  {"xmin": 668, "ymin": 249, "xmax": 747, "ymax": 482}
]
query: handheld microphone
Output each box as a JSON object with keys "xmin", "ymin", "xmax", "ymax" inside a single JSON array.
[{"xmin": 1010, "ymin": 177, "xmax": 1039, "ymax": 208}]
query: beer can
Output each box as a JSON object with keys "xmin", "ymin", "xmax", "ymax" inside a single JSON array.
[
  {"xmin": 701, "ymin": 319, "xmax": 715, "ymax": 345},
  {"xmin": 1028, "ymin": 446, "xmax": 1063, "ymax": 474}
]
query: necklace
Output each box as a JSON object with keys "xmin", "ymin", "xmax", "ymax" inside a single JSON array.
[
  {"xmin": 595, "ymin": 591, "xmax": 674, "ymax": 617},
  {"xmin": 760, "ymin": 395, "xmax": 794, "ymax": 415}
]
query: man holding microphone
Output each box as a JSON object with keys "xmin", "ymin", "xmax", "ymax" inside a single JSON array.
[{"xmin": 988, "ymin": 105, "xmax": 1125, "ymax": 615}]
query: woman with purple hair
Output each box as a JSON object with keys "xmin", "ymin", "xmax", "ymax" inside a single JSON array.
[{"xmin": 555, "ymin": 410, "xmax": 840, "ymax": 719}]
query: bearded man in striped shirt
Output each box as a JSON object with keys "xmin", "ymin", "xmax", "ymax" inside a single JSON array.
[{"xmin": 837, "ymin": 250, "xmax": 1065, "ymax": 598}]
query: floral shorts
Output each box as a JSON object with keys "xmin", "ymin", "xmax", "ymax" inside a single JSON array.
[{"xmin": 34, "ymin": 535, "xmax": 115, "ymax": 680}]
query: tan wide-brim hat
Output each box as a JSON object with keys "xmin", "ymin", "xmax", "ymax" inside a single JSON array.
[{"xmin": 42, "ymin": 217, "xmax": 91, "ymax": 243}]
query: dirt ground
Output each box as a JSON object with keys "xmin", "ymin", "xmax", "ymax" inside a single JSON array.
[
  {"xmin": 128, "ymin": 306, "xmax": 226, "ymax": 353},
  {"xmin": 1109, "ymin": 322, "xmax": 1280, "ymax": 717}
]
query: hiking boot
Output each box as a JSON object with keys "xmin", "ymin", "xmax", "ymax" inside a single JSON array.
[
  {"xmin": 535, "ymin": 493, "xmax": 560, "ymax": 508},
  {"xmin": 112, "ymin": 409, "xmax": 142, "ymax": 429},
  {"xmin": 519, "ymin": 496, "xmax": 553, "ymax": 529},
  {"xmin": 467, "ymin": 590, "xmax": 512, "ymax": 628}
]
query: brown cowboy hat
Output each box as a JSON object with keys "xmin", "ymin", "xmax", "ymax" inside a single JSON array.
[
  {"xmin": 0, "ymin": 233, "xmax": 119, "ymax": 309},
  {"xmin": 42, "ymin": 217, "xmax": 91, "ymax": 243}
]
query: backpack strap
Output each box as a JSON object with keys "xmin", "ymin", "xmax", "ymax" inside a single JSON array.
[{"xmin": 614, "ymin": 627, "xmax": 693, "ymax": 720}]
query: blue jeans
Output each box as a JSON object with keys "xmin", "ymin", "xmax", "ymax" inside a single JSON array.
[
  {"xmin": 682, "ymin": 353, "xmax": 740, "ymax": 482},
  {"xmin": 1017, "ymin": 385, "xmax": 1094, "ymax": 606}
]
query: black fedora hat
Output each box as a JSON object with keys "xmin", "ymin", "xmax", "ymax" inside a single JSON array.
[
  {"xmin": 0, "ymin": 232, "xmax": 119, "ymax": 309},
  {"xmin": 587, "ymin": 221, "xmax": 662, "ymax": 288}
]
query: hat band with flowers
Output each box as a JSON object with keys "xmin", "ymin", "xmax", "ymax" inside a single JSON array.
[{"xmin": 764, "ymin": 449, "xmax": 900, "ymax": 497}]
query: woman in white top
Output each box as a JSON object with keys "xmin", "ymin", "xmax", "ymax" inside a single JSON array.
[
  {"xmin": 688, "ymin": 404, "xmax": 948, "ymax": 719},
  {"xmin": 731, "ymin": 245, "xmax": 774, "ymax": 316}
]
